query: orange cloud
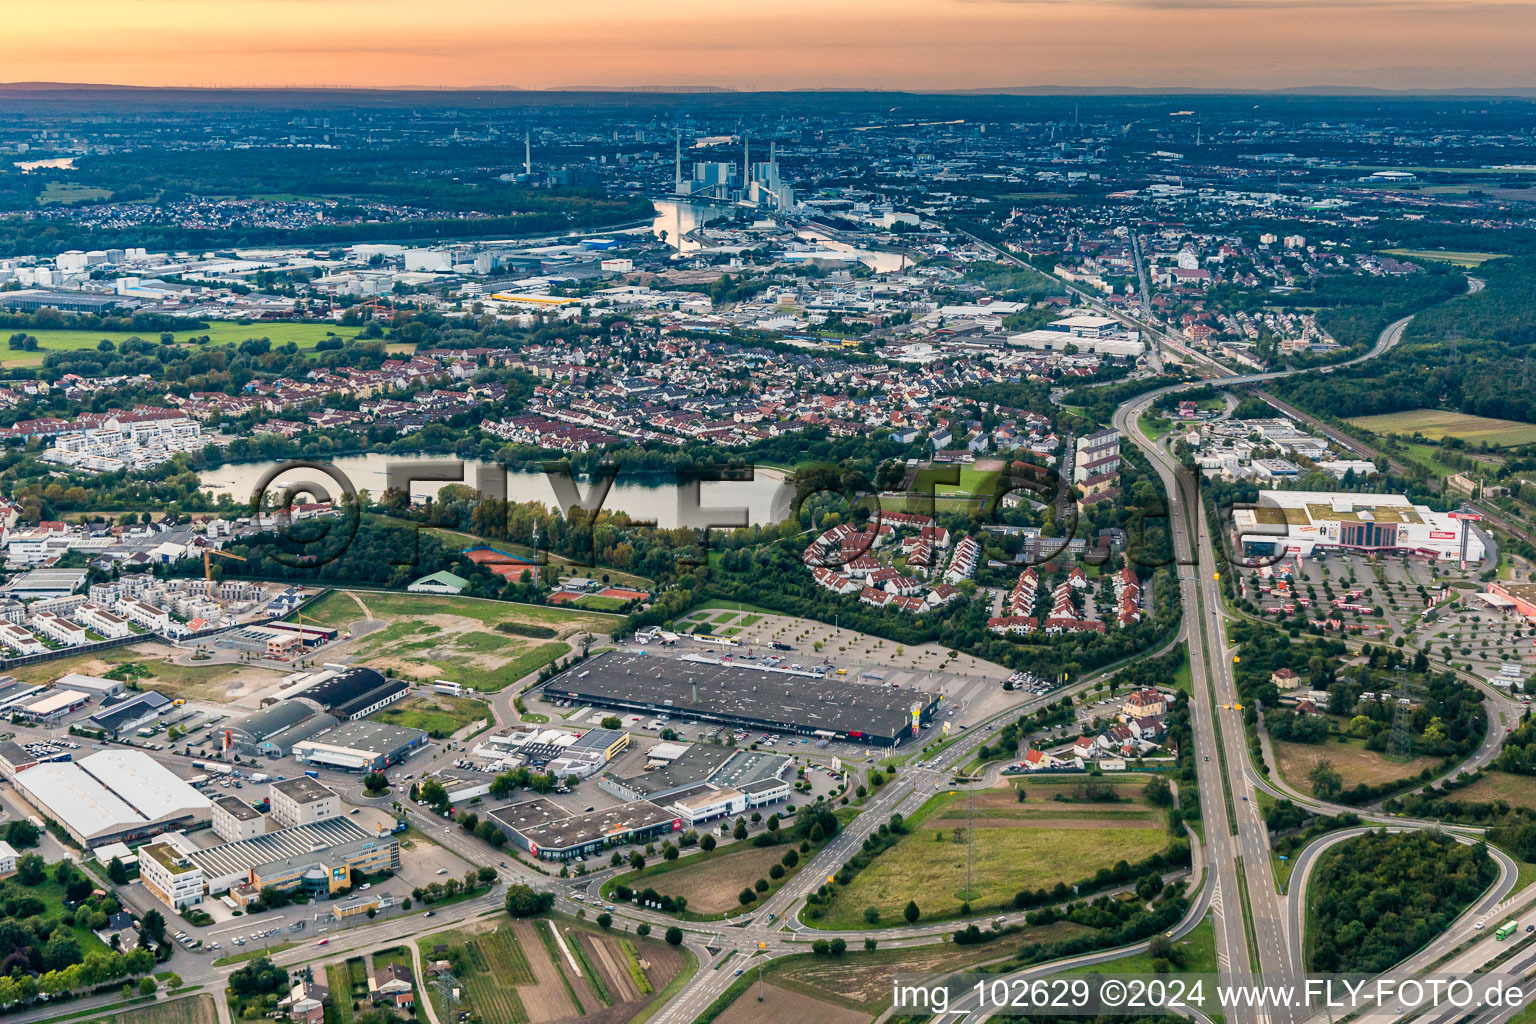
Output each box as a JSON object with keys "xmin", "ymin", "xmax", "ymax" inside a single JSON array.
[{"xmin": 6, "ymin": 0, "xmax": 1536, "ymax": 91}]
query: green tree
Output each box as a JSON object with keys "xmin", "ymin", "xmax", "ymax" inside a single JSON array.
[
  {"xmin": 904, "ymin": 900, "xmax": 920, "ymax": 924},
  {"xmin": 665, "ymin": 926, "xmax": 683, "ymax": 946},
  {"xmin": 505, "ymin": 884, "xmax": 554, "ymax": 917},
  {"xmin": 1309, "ymin": 759, "xmax": 1344, "ymax": 799}
]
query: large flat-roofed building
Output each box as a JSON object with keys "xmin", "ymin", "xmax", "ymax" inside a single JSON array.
[
  {"xmin": 1, "ymin": 567, "xmax": 88, "ymax": 600},
  {"xmin": 269, "ymin": 776, "xmax": 340, "ymax": 828},
  {"xmin": 183, "ymin": 817, "xmax": 398, "ymax": 897},
  {"xmin": 599, "ymin": 745, "xmax": 789, "ymax": 802},
  {"xmin": 17, "ymin": 688, "xmax": 90, "ymax": 723},
  {"xmin": 543, "ymin": 650, "xmax": 939, "ymax": 746},
  {"xmin": 10, "ymin": 749, "xmax": 211, "ymax": 847},
  {"xmin": 292, "ymin": 667, "xmax": 409, "ymax": 721},
  {"xmin": 222, "ymin": 699, "xmax": 336, "ymax": 757},
  {"xmin": 1485, "ymin": 582, "xmax": 1536, "ymax": 623},
  {"xmin": 1234, "ymin": 491, "xmax": 1485, "ymax": 563},
  {"xmin": 292, "ymin": 721, "xmax": 428, "ymax": 772},
  {"xmin": 488, "ymin": 797, "xmax": 680, "ymax": 861},
  {"xmin": 53, "ymin": 672, "xmax": 124, "ymax": 697},
  {"xmin": 89, "ymin": 690, "xmax": 170, "ymax": 736},
  {"xmin": 212, "ymin": 796, "xmax": 267, "ymax": 842}
]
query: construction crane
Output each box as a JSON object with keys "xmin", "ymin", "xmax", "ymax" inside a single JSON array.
[{"xmin": 203, "ymin": 548, "xmax": 246, "ymax": 588}]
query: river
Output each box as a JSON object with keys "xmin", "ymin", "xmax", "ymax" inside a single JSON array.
[{"xmin": 197, "ymin": 454, "xmax": 794, "ymax": 528}]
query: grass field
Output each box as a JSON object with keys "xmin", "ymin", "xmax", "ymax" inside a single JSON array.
[
  {"xmin": 605, "ymin": 841, "xmax": 797, "ymax": 916},
  {"xmin": 814, "ymin": 780, "xmax": 1171, "ymax": 927},
  {"xmin": 38, "ymin": 182, "xmax": 113, "ymax": 205},
  {"xmin": 1348, "ymin": 408, "xmax": 1536, "ymax": 446},
  {"xmin": 1448, "ymin": 771, "xmax": 1536, "ymax": 810},
  {"xmin": 1381, "ymin": 249, "xmax": 1507, "ymax": 268},
  {"xmin": 373, "ymin": 693, "xmax": 490, "ymax": 737},
  {"xmin": 77, "ymin": 994, "xmax": 218, "ymax": 1024},
  {"xmin": 0, "ymin": 320, "xmax": 361, "ymax": 370},
  {"xmin": 325, "ymin": 964, "xmax": 356, "ymax": 1024},
  {"xmin": 1273, "ymin": 735, "xmax": 1439, "ymax": 791},
  {"xmin": 1066, "ymin": 913, "xmax": 1218, "ymax": 976},
  {"xmin": 303, "ymin": 589, "xmax": 615, "ymax": 691}
]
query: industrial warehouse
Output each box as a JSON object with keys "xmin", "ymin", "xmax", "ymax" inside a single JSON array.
[
  {"xmin": 1234, "ymin": 491, "xmax": 1486, "ymax": 562},
  {"xmin": 9, "ymin": 749, "xmax": 211, "ymax": 846},
  {"xmin": 541, "ymin": 650, "xmax": 940, "ymax": 746},
  {"xmin": 221, "ymin": 666, "xmax": 416, "ymax": 760},
  {"xmin": 291, "ymin": 720, "xmax": 428, "ymax": 772},
  {"xmin": 487, "ymin": 798, "xmax": 681, "ymax": 862}
]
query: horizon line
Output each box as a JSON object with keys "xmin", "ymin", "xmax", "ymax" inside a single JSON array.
[{"xmin": 6, "ymin": 80, "xmax": 1536, "ymax": 98}]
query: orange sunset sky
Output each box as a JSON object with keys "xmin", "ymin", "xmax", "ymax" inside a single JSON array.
[{"xmin": 8, "ymin": 0, "xmax": 1536, "ymax": 92}]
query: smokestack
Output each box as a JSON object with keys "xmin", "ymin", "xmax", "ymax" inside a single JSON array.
[
  {"xmin": 743, "ymin": 134, "xmax": 749, "ymax": 186},
  {"xmin": 524, "ymin": 132, "xmax": 531, "ymax": 176},
  {"xmin": 674, "ymin": 129, "xmax": 683, "ymax": 192}
]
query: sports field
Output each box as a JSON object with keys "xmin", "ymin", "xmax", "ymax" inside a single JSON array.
[
  {"xmin": 1347, "ymin": 409, "xmax": 1536, "ymax": 446},
  {"xmin": 0, "ymin": 320, "xmax": 362, "ymax": 369}
]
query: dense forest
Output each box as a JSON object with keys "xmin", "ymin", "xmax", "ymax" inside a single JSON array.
[
  {"xmin": 1307, "ymin": 829, "xmax": 1495, "ymax": 973},
  {"xmin": 1277, "ymin": 256, "xmax": 1536, "ymax": 424}
]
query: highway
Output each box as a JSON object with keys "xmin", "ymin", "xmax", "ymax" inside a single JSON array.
[{"xmin": 25, "ymin": 265, "xmax": 1515, "ymax": 1024}]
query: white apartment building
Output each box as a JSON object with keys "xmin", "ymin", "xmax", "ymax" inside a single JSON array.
[
  {"xmin": 0, "ymin": 622, "xmax": 46, "ymax": 655},
  {"xmin": 74, "ymin": 604, "xmax": 133, "ymax": 639},
  {"xmin": 119, "ymin": 600, "xmax": 171, "ymax": 632},
  {"xmin": 30, "ymin": 611, "xmax": 86, "ymax": 645}
]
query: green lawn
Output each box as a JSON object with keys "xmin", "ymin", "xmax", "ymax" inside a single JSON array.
[
  {"xmin": 574, "ymin": 595, "xmax": 628, "ymax": 611},
  {"xmin": 374, "ymin": 693, "xmax": 491, "ymax": 737},
  {"xmin": 0, "ymin": 320, "xmax": 360, "ymax": 370},
  {"xmin": 38, "ymin": 182, "xmax": 114, "ymax": 205},
  {"xmin": 813, "ymin": 788, "xmax": 1171, "ymax": 927},
  {"xmin": 1065, "ymin": 913, "xmax": 1218, "ymax": 975}
]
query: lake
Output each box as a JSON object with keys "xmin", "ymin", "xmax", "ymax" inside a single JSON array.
[{"xmin": 198, "ymin": 453, "xmax": 794, "ymax": 528}]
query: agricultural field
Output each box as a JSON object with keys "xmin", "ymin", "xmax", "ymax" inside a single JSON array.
[
  {"xmin": 813, "ymin": 778, "xmax": 1172, "ymax": 927},
  {"xmin": 1347, "ymin": 409, "xmax": 1536, "ymax": 447},
  {"xmin": 373, "ymin": 693, "xmax": 491, "ymax": 738},
  {"xmin": 0, "ymin": 319, "xmax": 362, "ymax": 370},
  {"xmin": 715, "ymin": 932, "xmax": 1084, "ymax": 1021},
  {"xmin": 1273, "ymin": 735, "xmax": 1439, "ymax": 791},
  {"xmin": 1381, "ymin": 249, "xmax": 1507, "ymax": 268},
  {"xmin": 75, "ymin": 994, "xmax": 218, "ymax": 1024},
  {"xmin": 417, "ymin": 918, "xmax": 684, "ymax": 1024},
  {"xmin": 605, "ymin": 842, "xmax": 794, "ymax": 916},
  {"xmin": 303, "ymin": 589, "xmax": 618, "ymax": 691}
]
